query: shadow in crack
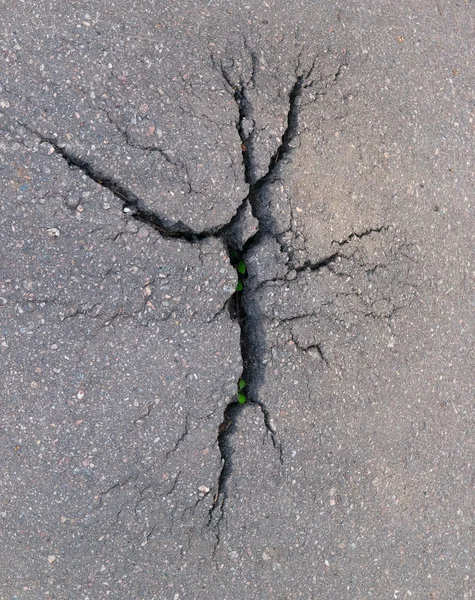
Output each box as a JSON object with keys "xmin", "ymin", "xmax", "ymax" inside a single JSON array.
[{"xmin": 208, "ymin": 59, "xmax": 312, "ymax": 529}]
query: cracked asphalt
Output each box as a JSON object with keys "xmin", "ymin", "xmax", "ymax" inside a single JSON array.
[{"xmin": 1, "ymin": 1, "xmax": 474, "ymax": 599}]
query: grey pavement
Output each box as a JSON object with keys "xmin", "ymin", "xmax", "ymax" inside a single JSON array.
[{"xmin": 1, "ymin": 1, "xmax": 474, "ymax": 599}]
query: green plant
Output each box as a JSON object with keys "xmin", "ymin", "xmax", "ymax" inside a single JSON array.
[
  {"xmin": 235, "ymin": 259, "xmax": 246, "ymax": 291},
  {"xmin": 237, "ymin": 379, "xmax": 246, "ymax": 404}
]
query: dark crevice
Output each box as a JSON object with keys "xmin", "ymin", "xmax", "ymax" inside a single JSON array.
[
  {"xmin": 21, "ymin": 128, "xmax": 201, "ymax": 239},
  {"xmin": 207, "ymin": 56, "xmax": 318, "ymax": 536},
  {"xmin": 225, "ymin": 291, "xmax": 239, "ymax": 322},
  {"xmin": 208, "ymin": 401, "xmax": 240, "ymax": 522},
  {"xmin": 311, "ymin": 344, "xmax": 328, "ymax": 364},
  {"xmin": 14, "ymin": 120, "xmax": 252, "ymax": 244},
  {"xmin": 261, "ymin": 74, "xmax": 305, "ymax": 186},
  {"xmin": 14, "ymin": 55, "xmax": 343, "ymax": 550}
]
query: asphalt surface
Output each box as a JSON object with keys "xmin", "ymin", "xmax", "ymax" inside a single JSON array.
[{"xmin": 1, "ymin": 1, "xmax": 474, "ymax": 599}]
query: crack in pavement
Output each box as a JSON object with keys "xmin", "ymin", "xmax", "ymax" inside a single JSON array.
[
  {"xmin": 15, "ymin": 122, "xmax": 210, "ymax": 240},
  {"xmin": 10, "ymin": 118, "xmax": 249, "ymax": 243},
  {"xmin": 331, "ymin": 225, "xmax": 390, "ymax": 247},
  {"xmin": 5, "ymin": 53, "xmax": 345, "ymax": 553},
  {"xmin": 9, "ymin": 116, "xmax": 279, "ymax": 537},
  {"xmin": 205, "ymin": 55, "xmax": 334, "ymax": 544}
]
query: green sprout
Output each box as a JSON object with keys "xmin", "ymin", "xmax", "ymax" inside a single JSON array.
[
  {"xmin": 236, "ymin": 280, "xmax": 243, "ymax": 291},
  {"xmin": 237, "ymin": 379, "xmax": 246, "ymax": 404},
  {"xmin": 237, "ymin": 260, "xmax": 246, "ymax": 275}
]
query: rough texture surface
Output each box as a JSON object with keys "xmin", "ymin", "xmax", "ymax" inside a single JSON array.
[
  {"xmin": 1, "ymin": 1, "xmax": 474, "ymax": 599},
  {"xmin": 0, "ymin": 128, "xmax": 241, "ymax": 596}
]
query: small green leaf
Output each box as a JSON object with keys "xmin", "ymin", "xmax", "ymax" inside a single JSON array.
[
  {"xmin": 237, "ymin": 260, "xmax": 246, "ymax": 275},
  {"xmin": 238, "ymin": 379, "xmax": 246, "ymax": 390},
  {"xmin": 236, "ymin": 280, "xmax": 243, "ymax": 291},
  {"xmin": 238, "ymin": 393, "xmax": 246, "ymax": 405}
]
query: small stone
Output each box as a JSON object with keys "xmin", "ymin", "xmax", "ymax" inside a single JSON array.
[
  {"xmin": 48, "ymin": 555, "xmax": 56, "ymax": 564},
  {"xmin": 64, "ymin": 192, "xmax": 80, "ymax": 210},
  {"xmin": 0, "ymin": 100, "xmax": 10, "ymax": 109},
  {"xmin": 198, "ymin": 485, "xmax": 210, "ymax": 495},
  {"xmin": 47, "ymin": 228, "xmax": 60, "ymax": 237},
  {"xmin": 39, "ymin": 142, "xmax": 54, "ymax": 155},
  {"xmin": 125, "ymin": 221, "xmax": 139, "ymax": 233}
]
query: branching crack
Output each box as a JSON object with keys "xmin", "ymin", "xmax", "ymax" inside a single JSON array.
[
  {"xmin": 104, "ymin": 111, "xmax": 185, "ymax": 168},
  {"xmin": 291, "ymin": 333, "xmax": 329, "ymax": 366},
  {"xmin": 207, "ymin": 52, "xmax": 332, "ymax": 545},
  {"xmin": 256, "ymin": 400, "xmax": 283, "ymax": 463},
  {"xmin": 10, "ymin": 51, "xmax": 345, "ymax": 554},
  {"xmin": 13, "ymin": 119, "xmax": 247, "ymax": 243}
]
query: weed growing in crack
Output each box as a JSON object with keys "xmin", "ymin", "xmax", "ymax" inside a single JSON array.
[
  {"xmin": 235, "ymin": 259, "xmax": 246, "ymax": 291},
  {"xmin": 237, "ymin": 378, "xmax": 247, "ymax": 404},
  {"xmin": 15, "ymin": 50, "xmax": 345, "ymax": 553},
  {"xmin": 233, "ymin": 265, "xmax": 247, "ymax": 403},
  {"xmin": 207, "ymin": 54, "xmax": 321, "ymax": 531}
]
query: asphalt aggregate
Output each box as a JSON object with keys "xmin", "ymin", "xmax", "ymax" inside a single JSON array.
[{"xmin": 1, "ymin": 1, "xmax": 474, "ymax": 599}]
